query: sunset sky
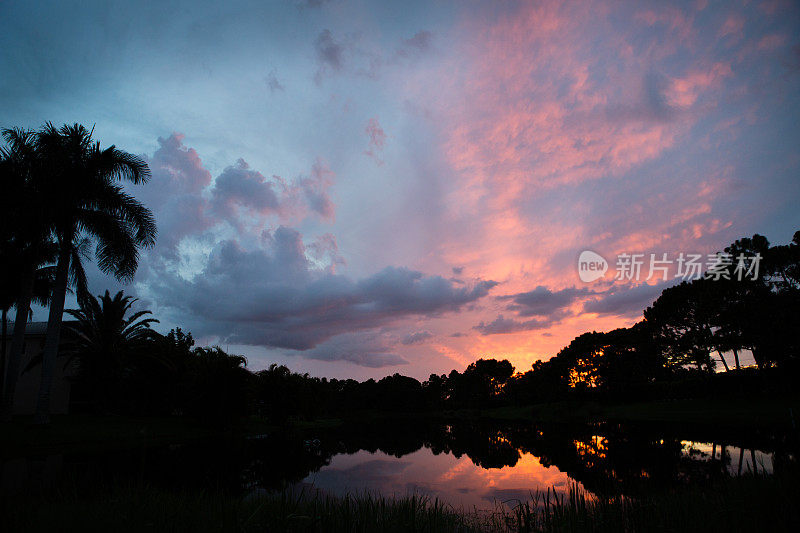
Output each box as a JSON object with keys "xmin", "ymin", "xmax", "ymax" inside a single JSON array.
[{"xmin": 2, "ymin": 0, "xmax": 799, "ymax": 380}]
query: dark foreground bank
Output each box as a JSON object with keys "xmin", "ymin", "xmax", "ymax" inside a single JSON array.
[{"xmin": 2, "ymin": 471, "xmax": 799, "ymax": 533}]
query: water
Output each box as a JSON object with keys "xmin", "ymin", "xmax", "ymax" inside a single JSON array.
[
  {"xmin": 2, "ymin": 418, "xmax": 793, "ymax": 509},
  {"xmin": 301, "ymin": 448, "xmax": 575, "ymax": 509}
]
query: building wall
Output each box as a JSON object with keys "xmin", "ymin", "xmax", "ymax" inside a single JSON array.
[{"xmin": 1, "ymin": 322, "xmax": 74, "ymax": 416}]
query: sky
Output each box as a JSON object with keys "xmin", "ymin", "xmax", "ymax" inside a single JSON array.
[{"xmin": 1, "ymin": 0, "xmax": 799, "ymax": 380}]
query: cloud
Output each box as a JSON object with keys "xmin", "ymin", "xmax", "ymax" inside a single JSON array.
[
  {"xmin": 718, "ymin": 14, "xmax": 745, "ymax": 38},
  {"xmin": 307, "ymin": 232, "xmax": 345, "ymax": 273},
  {"xmin": 313, "ymin": 29, "xmax": 434, "ymax": 84},
  {"xmin": 500, "ymin": 286, "xmax": 592, "ymax": 317},
  {"xmin": 395, "ymin": 31, "xmax": 434, "ymax": 60},
  {"xmin": 364, "ymin": 118, "xmax": 387, "ymax": 164},
  {"xmin": 266, "ymin": 69, "xmax": 284, "ymax": 92},
  {"xmin": 404, "ymin": 31, "xmax": 432, "ymax": 52},
  {"xmin": 314, "ymin": 29, "xmax": 344, "ymax": 82},
  {"xmin": 365, "ymin": 118, "xmax": 386, "ymax": 150},
  {"xmin": 138, "ymin": 134, "xmax": 213, "ymax": 260},
  {"xmin": 135, "ymin": 134, "xmax": 335, "ymax": 265},
  {"xmin": 147, "ymin": 226, "xmax": 497, "ymax": 361},
  {"xmin": 129, "ymin": 134, "xmax": 499, "ymax": 366},
  {"xmin": 472, "ymin": 286, "xmax": 592, "ymax": 335},
  {"xmin": 210, "ymin": 159, "xmax": 282, "ymax": 218},
  {"xmin": 473, "ymin": 315, "xmax": 555, "ymax": 335},
  {"xmin": 401, "ymin": 330, "xmax": 434, "ymax": 345},
  {"xmin": 301, "ymin": 332, "xmax": 408, "ymax": 368},
  {"xmin": 582, "ymin": 280, "xmax": 676, "ymax": 317},
  {"xmin": 209, "ymin": 157, "xmax": 335, "ymax": 225},
  {"xmin": 299, "ymin": 159, "xmax": 336, "ymax": 220}
]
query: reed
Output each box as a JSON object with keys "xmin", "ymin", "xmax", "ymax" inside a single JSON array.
[{"xmin": 2, "ymin": 471, "xmax": 798, "ymax": 532}]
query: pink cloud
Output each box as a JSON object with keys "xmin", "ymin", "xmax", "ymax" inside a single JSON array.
[
  {"xmin": 666, "ymin": 62, "xmax": 732, "ymax": 108},
  {"xmin": 757, "ymin": 33, "xmax": 788, "ymax": 51},
  {"xmin": 364, "ymin": 117, "xmax": 387, "ymax": 164},
  {"xmin": 385, "ymin": 0, "xmax": 760, "ymax": 369},
  {"xmin": 718, "ymin": 14, "xmax": 745, "ymax": 38}
]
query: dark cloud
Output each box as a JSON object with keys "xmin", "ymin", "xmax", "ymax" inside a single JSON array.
[
  {"xmin": 401, "ymin": 330, "xmax": 433, "ymax": 345},
  {"xmin": 500, "ymin": 286, "xmax": 592, "ymax": 317},
  {"xmin": 473, "ymin": 286, "xmax": 591, "ymax": 334},
  {"xmin": 314, "ymin": 29, "xmax": 344, "ymax": 82},
  {"xmin": 452, "ymin": 266, "xmax": 464, "ymax": 275},
  {"xmin": 148, "ymin": 226, "xmax": 497, "ymax": 359},
  {"xmin": 210, "ymin": 159, "xmax": 282, "ymax": 218},
  {"xmin": 475, "ymin": 281, "xmax": 676, "ymax": 334},
  {"xmin": 582, "ymin": 280, "xmax": 676, "ymax": 317},
  {"xmin": 473, "ymin": 315, "xmax": 555, "ymax": 335},
  {"xmin": 209, "ymin": 157, "xmax": 334, "ymax": 224}
]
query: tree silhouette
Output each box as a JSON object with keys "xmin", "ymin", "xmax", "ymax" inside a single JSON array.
[
  {"xmin": 186, "ymin": 346, "xmax": 251, "ymax": 425},
  {"xmin": 32, "ymin": 123, "xmax": 156, "ymax": 423},
  {"xmin": 61, "ymin": 290, "xmax": 159, "ymax": 410},
  {"xmin": 0, "ymin": 127, "xmax": 60, "ymax": 420},
  {"xmin": 644, "ymin": 280, "xmax": 719, "ymax": 373}
]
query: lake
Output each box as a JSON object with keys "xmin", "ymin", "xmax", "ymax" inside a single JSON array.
[{"xmin": 2, "ymin": 418, "xmax": 792, "ymax": 510}]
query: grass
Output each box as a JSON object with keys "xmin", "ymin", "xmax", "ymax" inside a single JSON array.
[
  {"xmin": 502, "ymin": 474, "xmax": 800, "ymax": 532},
  {"xmin": 2, "ymin": 485, "xmax": 487, "ymax": 533},
  {"xmin": 2, "ymin": 471, "xmax": 798, "ymax": 532}
]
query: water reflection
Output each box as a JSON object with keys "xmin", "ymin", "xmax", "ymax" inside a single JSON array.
[
  {"xmin": 2, "ymin": 419, "xmax": 795, "ymax": 509},
  {"xmin": 303, "ymin": 448, "xmax": 575, "ymax": 510},
  {"xmin": 681, "ymin": 441, "xmax": 775, "ymax": 475}
]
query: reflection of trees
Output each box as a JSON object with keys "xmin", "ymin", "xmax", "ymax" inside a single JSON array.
[
  {"xmin": 438, "ymin": 422, "xmax": 520, "ymax": 469},
  {"xmin": 504, "ymin": 422, "xmax": 794, "ymax": 497},
  {"xmin": 53, "ymin": 419, "xmax": 794, "ymax": 498}
]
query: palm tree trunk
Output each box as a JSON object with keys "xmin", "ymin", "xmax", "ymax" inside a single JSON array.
[
  {"xmin": 732, "ymin": 348, "xmax": 741, "ymax": 370},
  {"xmin": 738, "ymin": 447, "xmax": 744, "ymax": 475},
  {"xmin": 34, "ymin": 246, "xmax": 71, "ymax": 425},
  {"xmin": 718, "ymin": 351, "xmax": 730, "ymax": 372},
  {"xmin": 0, "ymin": 268, "xmax": 35, "ymax": 422}
]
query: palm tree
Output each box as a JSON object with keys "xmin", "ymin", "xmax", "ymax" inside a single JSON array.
[
  {"xmin": 32, "ymin": 123, "xmax": 157, "ymax": 423},
  {"xmin": 0, "ymin": 245, "xmax": 57, "ymax": 418},
  {"xmin": 63, "ymin": 290, "xmax": 159, "ymax": 409},
  {"xmin": 0, "ymin": 127, "xmax": 58, "ymax": 421}
]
